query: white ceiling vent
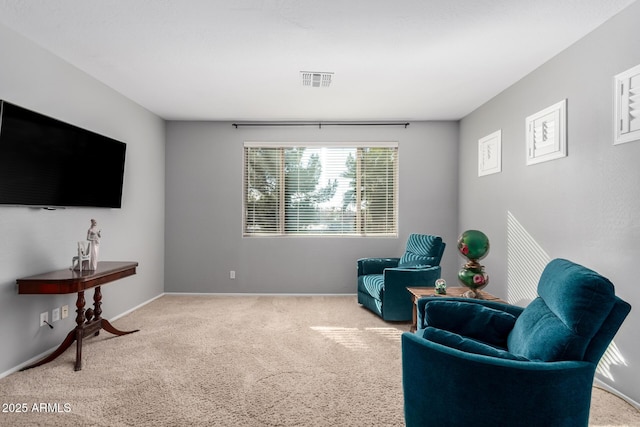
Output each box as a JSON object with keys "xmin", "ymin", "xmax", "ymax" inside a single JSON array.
[{"xmin": 301, "ymin": 71, "xmax": 333, "ymax": 88}]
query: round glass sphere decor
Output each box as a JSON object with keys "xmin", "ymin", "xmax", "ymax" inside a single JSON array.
[
  {"xmin": 434, "ymin": 278, "xmax": 447, "ymax": 295},
  {"xmin": 457, "ymin": 229, "xmax": 490, "ymax": 260},
  {"xmin": 457, "ymin": 230, "xmax": 490, "ymax": 298}
]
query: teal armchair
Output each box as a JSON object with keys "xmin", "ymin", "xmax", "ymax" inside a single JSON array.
[
  {"xmin": 402, "ymin": 258, "xmax": 631, "ymax": 427},
  {"xmin": 357, "ymin": 234, "xmax": 445, "ymax": 321}
]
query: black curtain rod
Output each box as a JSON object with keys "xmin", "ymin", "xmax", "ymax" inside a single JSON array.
[{"xmin": 232, "ymin": 122, "xmax": 410, "ymax": 129}]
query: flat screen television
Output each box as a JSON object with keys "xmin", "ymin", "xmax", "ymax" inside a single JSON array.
[{"xmin": 0, "ymin": 100, "xmax": 126, "ymax": 208}]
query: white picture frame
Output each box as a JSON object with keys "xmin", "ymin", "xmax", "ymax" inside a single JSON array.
[
  {"xmin": 526, "ymin": 99, "xmax": 567, "ymax": 166},
  {"xmin": 478, "ymin": 130, "xmax": 502, "ymax": 176},
  {"xmin": 613, "ymin": 63, "xmax": 640, "ymax": 145}
]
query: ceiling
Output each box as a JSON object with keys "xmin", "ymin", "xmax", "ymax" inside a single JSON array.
[{"xmin": 0, "ymin": 0, "xmax": 636, "ymax": 121}]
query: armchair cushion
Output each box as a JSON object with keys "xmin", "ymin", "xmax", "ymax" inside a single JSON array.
[
  {"xmin": 508, "ymin": 259, "xmax": 617, "ymax": 362},
  {"xmin": 358, "ymin": 274, "xmax": 385, "ymax": 299},
  {"xmin": 422, "ymin": 327, "xmax": 528, "ymax": 361},
  {"xmin": 416, "ymin": 297, "xmax": 525, "ymax": 331},
  {"xmin": 424, "ymin": 300, "xmax": 517, "ymax": 347},
  {"xmin": 398, "ymin": 234, "xmax": 444, "ymax": 268}
]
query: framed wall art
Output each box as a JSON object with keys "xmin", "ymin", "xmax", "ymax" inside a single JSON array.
[
  {"xmin": 478, "ymin": 129, "xmax": 502, "ymax": 176},
  {"xmin": 526, "ymin": 99, "xmax": 567, "ymax": 166},
  {"xmin": 613, "ymin": 63, "xmax": 640, "ymax": 145}
]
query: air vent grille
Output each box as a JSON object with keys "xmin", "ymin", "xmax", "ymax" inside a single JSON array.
[{"xmin": 301, "ymin": 71, "xmax": 333, "ymax": 87}]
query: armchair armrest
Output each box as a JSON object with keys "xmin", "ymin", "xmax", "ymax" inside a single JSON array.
[
  {"xmin": 416, "ymin": 296, "xmax": 524, "ymax": 332},
  {"xmin": 357, "ymin": 257, "xmax": 400, "ymax": 276},
  {"xmin": 402, "ymin": 332, "xmax": 596, "ymax": 427},
  {"xmin": 384, "ymin": 265, "xmax": 441, "ymax": 288},
  {"xmin": 381, "ymin": 265, "xmax": 441, "ymax": 321}
]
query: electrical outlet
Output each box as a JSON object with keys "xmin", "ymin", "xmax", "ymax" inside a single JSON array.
[
  {"xmin": 61, "ymin": 305, "xmax": 69, "ymax": 319},
  {"xmin": 52, "ymin": 308, "xmax": 60, "ymax": 322},
  {"xmin": 230, "ymin": 270, "xmax": 236, "ymax": 279},
  {"xmin": 40, "ymin": 311, "xmax": 48, "ymax": 327}
]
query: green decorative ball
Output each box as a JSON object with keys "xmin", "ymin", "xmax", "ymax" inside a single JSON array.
[{"xmin": 457, "ymin": 230, "xmax": 490, "ymax": 261}]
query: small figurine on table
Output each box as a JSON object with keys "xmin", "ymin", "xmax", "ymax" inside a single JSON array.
[{"xmin": 86, "ymin": 219, "xmax": 101, "ymax": 270}]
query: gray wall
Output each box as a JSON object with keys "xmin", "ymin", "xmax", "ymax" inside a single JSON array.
[
  {"xmin": 0, "ymin": 24, "xmax": 165, "ymax": 373},
  {"xmin": 165, "ymin": 121, "xmax": 459, "ymax": 294},
  {"xmin": 459, "ymin": 2, "xmax": 640, "ymax": 404}
]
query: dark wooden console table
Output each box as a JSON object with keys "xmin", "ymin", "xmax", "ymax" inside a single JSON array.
[{"xmin": 17, "ymin": 261, "xmax": 139, "ymax": 371}]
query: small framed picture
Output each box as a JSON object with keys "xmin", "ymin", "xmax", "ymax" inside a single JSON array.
[
  {"xmin": 478, "ymin": 130, "xmax": 502, "ymax": 176},
  {"xmin": 613, "ymin": 63, "xmax": 640, "ymax": 145},
  {"xmin": 526, "ymin": 99, "xmax": 567, "ymax": 165}
]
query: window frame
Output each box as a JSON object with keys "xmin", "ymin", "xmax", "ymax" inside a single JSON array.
[{"xmin": 243, "ymin": 141, "xmax": 399, "ymax": 237}]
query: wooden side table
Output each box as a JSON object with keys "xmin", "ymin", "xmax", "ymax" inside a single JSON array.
[
  {"xmin": 17, "ymin": 261, "xmax": 139, "ymax": 371},
  {"xmin": 406, "ymin": 286, "xmax": 507, "ymax": 332}
]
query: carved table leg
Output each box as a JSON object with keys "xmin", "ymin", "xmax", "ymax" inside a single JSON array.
[
  {"xmin": 19, "ymin": 330, "xmax": 76, "ymax": 371},
  {"xmin": 20, "ymin": 288, "xmax": 138, "ymax": 372},
  {"xmin": 411, "ymin": 294, "xmax": 418, "ymax": 333},
  {"xmin": 74, "ymin": 291, "xmax": 86, "ymax": 371},
  {"xmin": 100, "ymin": 319, "xmax": 140, "ymax": 336},
  {"xmin": 20, "ymin": 291, "xmax": 85, "ymax": 371},
  {"xmin": 93, "ymin": 286, "xmax": 102, "ymax": 336},
  {"xmin": 92, "ymin": 286, "xmax": 139, "ymax": 336}
]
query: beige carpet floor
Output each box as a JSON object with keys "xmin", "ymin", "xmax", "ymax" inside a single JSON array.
[{"xmin": 0, "ymin": 295, "xmax": 638, "ymax": 426}]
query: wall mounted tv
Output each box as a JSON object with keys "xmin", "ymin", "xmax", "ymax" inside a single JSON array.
[{"xmin": 0, "ymin": 100, "xmax": 126, "ymax": 208}]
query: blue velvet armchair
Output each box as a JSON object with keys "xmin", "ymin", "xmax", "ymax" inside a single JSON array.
[
  {"xmin": 402, "ymin": 258, "xmax": 631, "ymax": 427},
  {"xmin": 357, "ymin": 234, "xmax": 445, "ymax": 321}
]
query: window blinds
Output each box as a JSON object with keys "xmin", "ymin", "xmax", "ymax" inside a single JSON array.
[{"xmin": 244, "ymin": 142, "xmax": 398, "ymax": 236}]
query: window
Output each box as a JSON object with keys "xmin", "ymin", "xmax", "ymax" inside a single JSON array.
[{"xmin": 244, "ymin": 142, "xmax": 398, "ymax": 236}]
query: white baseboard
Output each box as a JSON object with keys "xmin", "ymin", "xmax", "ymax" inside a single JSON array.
[
  {"xmin": 109, "ymin": 292, "xmax": 165, "ymax": 321},
  {"xmin": 163, "ymin": 292, "xmax": 357, "ymax": 297},
  {"xmin": 594, "ymin": 378, "xmax": 640, "ymax": 410},
  {"xmin": 1, "ymin": 293, "xmax": 165, "ymax": 379},
  {"xmin": 1, "ymin": 348, "xmax": 59, "ymax": 379}
]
